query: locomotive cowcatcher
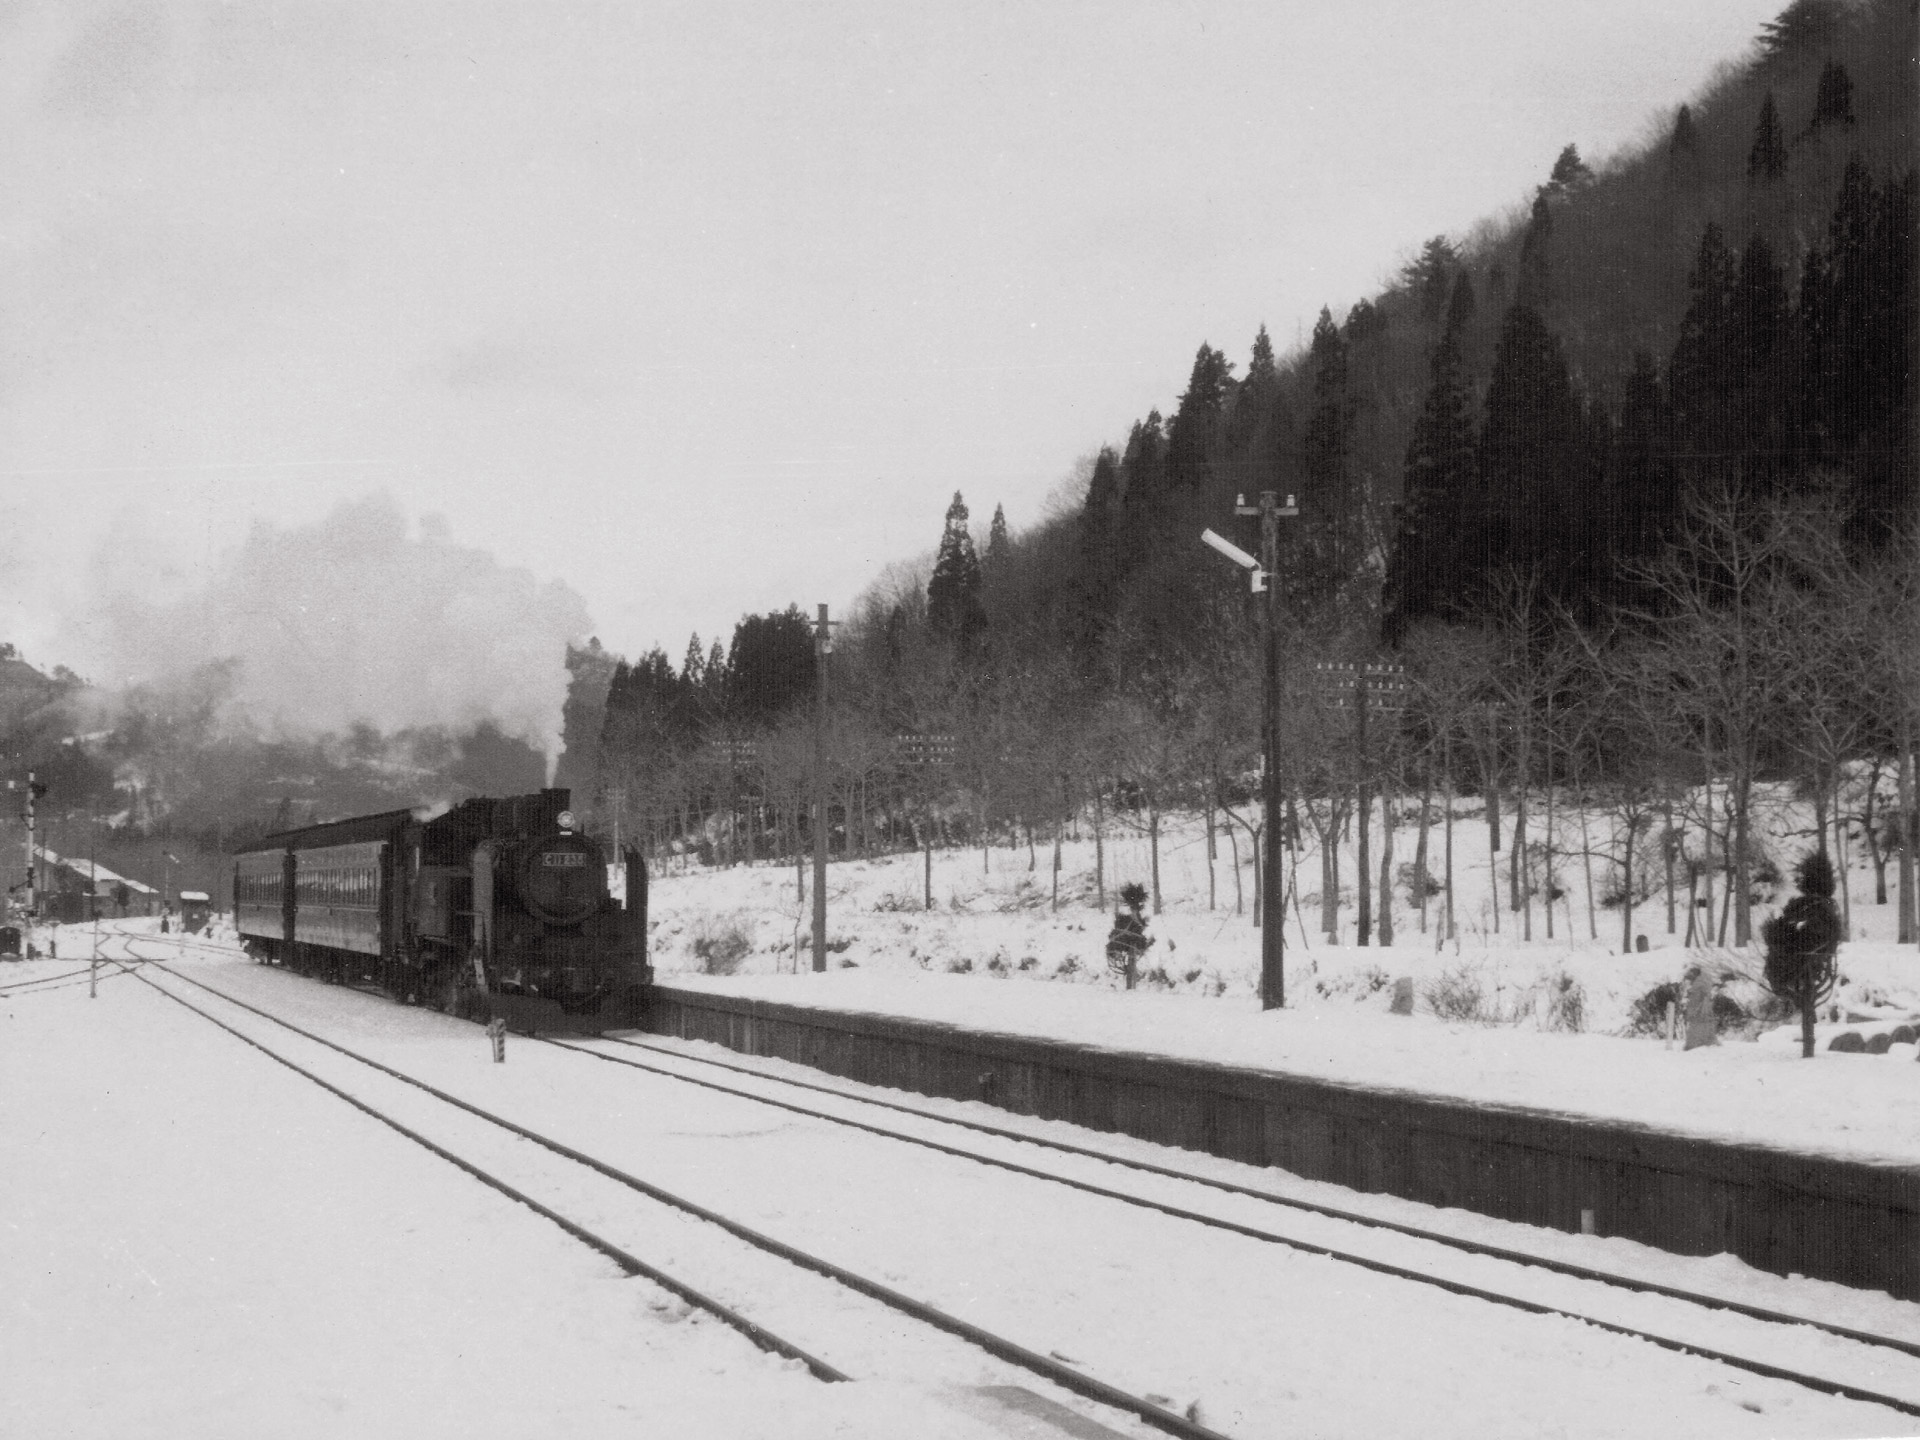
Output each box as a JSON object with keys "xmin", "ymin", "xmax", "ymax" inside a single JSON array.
[{"xmin": 233, "ymin": 789, "xmax": 648, "ymax": 1033}]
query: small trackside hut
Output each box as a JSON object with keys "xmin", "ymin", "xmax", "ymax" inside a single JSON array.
[
  {"xmin": 177, "ymin": 891, "xmax": 212, "ymax": 934},
  {"xmin": 232, "ymin": 789, "xmax": 649, "ymax": 1033}
]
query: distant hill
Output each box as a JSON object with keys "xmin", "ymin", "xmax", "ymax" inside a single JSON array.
[{"xmin": 914, "ymin": 0, "xmax": 1915, "ymax": 667}]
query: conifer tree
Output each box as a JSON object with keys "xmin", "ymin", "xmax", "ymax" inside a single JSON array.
[
  {"xmin": 1761, "ymin": 850, "xmax": 1842, "ymax": 1058},
  {"xmin": 1221, "ymin": 326, "xmax": 1279, "ymax": 457},
  {"xmin": 1809, "ymin": 60, "xmax": 1855, "ymax": 130},
  {"xmin": 985, "ymin": 504, "xmax": 1010, "ymax": 569},
  {"xmin": 1799, "ymin": 161, "xmax": 1917, "ymax": 538},
  {"xmin": 1726, "ymin": 234, "xmax": 1794, "ymax": 490},
  {"xmin": 1384, "ymin": 274, "xmax": 1481, "ymax": 639},
  {"xmin": 1246, "ymin": 325, "xmax": 1277, "ymax": 386},
  {"xmin": 1748, "ymin": 93, "xmax": 1786, "ymax": 181},
  {"xmin": 1165, "ymin": 345, "xmax": 1233, "ymax": 490},
  {"xmin": 1301, "ymin": 307, "xmax": 1359, "ymax": 591},
  {"xmin": 1612, "ymin": 350, "xmax": 1675, "ymax": 562},
  {"xmin": 1072, "ymin": 449, "xmax": 1126, "ymax": 651},
  {"xmin": 1666, "ymin": 104, "xmax": 1701, "ymax": 187},
  {"xmin": 1547, "ymin": 143, "xmax": 1592, "ymax": 192},
  {"xmin": 1479, "ymin": 301, "xmax": 1585, "ymax": 594},
  {"xmin": 1757, "ymin": 0, "xmax": 1846, "ymax": 61},
  {"xmin": 1117, "ymin": 411, "xmax": 1167, "ymax": 561},
  {"xmin": 1344, "ymin": 299, "xmax": 1386, "ymax": 343},
  {"xmin": 724, "ymin": 610, "xmax": 815, "ymax": 726},
  {"xmin": 1669, "ymin": 104, "xmax": 1697, "ymax": 158},
  {"xmin": 1667, "ymin": 221, "xmax": 1737, "ymax": 474},
  {"xmin": 1403, "ymin": 236, "xmax": 1459, "ymax": 324},
  {"xmin": 1516, "ymin": 192, "xmax": 1554, "ymax": 311},
  {"xmin": 927, "ymin": 491, "xmax": 987, "ymax": 651}
]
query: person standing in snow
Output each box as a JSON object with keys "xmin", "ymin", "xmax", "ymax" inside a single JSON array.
[{"xmin": 1106, "ymin": 882, "xmax": 1152, "ymax": 990}]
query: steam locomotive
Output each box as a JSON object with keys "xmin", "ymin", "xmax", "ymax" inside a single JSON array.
[{"xmin": 233, "ymin": 789, "xmax": 648, "ymax": 1032}]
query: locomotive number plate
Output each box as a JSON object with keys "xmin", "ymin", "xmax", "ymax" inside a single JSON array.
[{"xmin": 542, "ymin": 852, "xmax": 588, "ymax": 868}]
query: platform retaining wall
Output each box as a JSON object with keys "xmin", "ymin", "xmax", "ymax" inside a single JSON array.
[{"xmin": 646, "ymin": 985, "xmax": 1919, "ymax": 1299}]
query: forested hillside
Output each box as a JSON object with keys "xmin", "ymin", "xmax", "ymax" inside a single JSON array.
[{"xmin": 577, "ymin": 0, "xmax": 1916, "ymax": 949}]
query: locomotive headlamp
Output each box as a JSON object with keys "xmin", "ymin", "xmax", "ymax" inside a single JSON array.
[{"xmin": 556, "ymin": 810, "xmax": 577, "ymax": 832}]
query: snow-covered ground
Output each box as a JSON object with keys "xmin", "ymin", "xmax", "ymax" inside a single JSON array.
[
  {"xmin": 1, "ymin": 936, "xmax": 982, "ymax": 1440},
  {"xmin": 6, "ymin": 925, "xmax": 1918, "ymax": 1439},
  {"xmin": 643, "ymin": 790, "xmax": 1920, "ymax": 1166}
]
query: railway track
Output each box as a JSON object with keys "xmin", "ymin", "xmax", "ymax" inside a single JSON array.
[
  {"xmin": 0, "ymin": 935, "xmax": 166, "ymax": 994},
  {"xmin": 128, "ymin": 960, "xmax": 1920, "ymax": 1433},
  {"xmin": 118, "ymin": 960, "xmax": 1236, "ymax": 1440},
  {"xmin": 564, "ymin": 1031, "xmax": 1920, "ymax": 1367},
  {"xmin": 532, "ymin": 1036, "xmax": 1920, "ymax": 1419}
]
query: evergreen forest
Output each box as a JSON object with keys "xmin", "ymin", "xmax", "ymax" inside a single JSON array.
[{"xmin": 570, "ymin": 0, "xmax": 1917, "ymax": 947}]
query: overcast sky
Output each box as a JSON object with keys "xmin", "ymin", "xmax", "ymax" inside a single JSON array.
[{"xmin": 2, "ymin": 0, "xmax": 1783, "ymax": 682}]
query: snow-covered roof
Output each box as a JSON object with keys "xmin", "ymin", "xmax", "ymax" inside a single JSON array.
[
  {"xmin": 32, "ymin": 846, "xmax": 160, "ymax": 894},
  {"xmin": 178, "ymin": 890, "xmax": 211, "ymax": 903}
]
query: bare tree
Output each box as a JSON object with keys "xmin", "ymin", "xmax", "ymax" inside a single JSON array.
[
  {"xmin": 1626, "ymin": 485, "xmax": 1836, "ymax": 948},
  {"xmin": 1402, "ymin": 622, "xmax": 1502, "ymax": 946}
]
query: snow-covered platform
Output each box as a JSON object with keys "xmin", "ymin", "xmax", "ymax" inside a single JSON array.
[{"xmin": 648, "ymin": 973, "xmax": 1920, "ymax": 1301}]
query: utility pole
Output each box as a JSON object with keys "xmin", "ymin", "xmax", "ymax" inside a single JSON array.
[
  {"xmin": 1216, "ymin": 492, "xmax": 1297, "ymax": 1010},
  {"xmin": 90, "ymin": 820, "xmax": 99, "ymax": 998},
  {"xmin": 811, "ymin": 604, "xmax": 832, "ymax": 973},
  {"xmin": 23, "ymin": 771, "xmax": 41, "ymax": 923}
]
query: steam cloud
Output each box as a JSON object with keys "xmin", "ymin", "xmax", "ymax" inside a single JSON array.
[{"xmin": 87, "ymin": 497, "xmax": 592, "ymax": 767}]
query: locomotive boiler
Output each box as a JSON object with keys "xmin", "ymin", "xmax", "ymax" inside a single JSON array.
[{"xmin": 233, "ymin": 789, "xmax": 648, "ymax": 1032}]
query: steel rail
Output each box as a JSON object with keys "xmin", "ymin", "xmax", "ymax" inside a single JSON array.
[
  {"xmin": 117, "ymin": 963, "xmax": 848, "ymax": 1383},
  {"xmin": 586, "ymin": 1031, "xmax": 1920, "ymax": 1363},
  {"xmin": 154, "ymin": 965, "xmax": 1920, "ymax": 1423},
  {"xmin": 0, "ymin": 964, "xmax": 112, "ymax": 993},
  {"xmin": 140, "ymin": 965, "xmax": 1240, "ymax": 1440},
  {"xmin": 544, "ymin": 1043, "xmax": 1920, "ymax": 1408}
]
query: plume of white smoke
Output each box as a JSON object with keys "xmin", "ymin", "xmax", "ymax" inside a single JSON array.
[{"xmin": 83, "ymin": 496, "xmax": 592, "ymax": 774}]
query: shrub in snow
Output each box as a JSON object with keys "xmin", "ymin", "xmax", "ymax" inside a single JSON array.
[
  {"xmin": 994, "ymin": 881, "xmax": 1046, "ymax": 912},
  {"xmin": 1628, "ymin": 980, "xmax": 1683, "ymax": 1036},
  {"xmin": 689, "ymin": 913, "xmax": 753, "ymax": 974},
  {"xmin": 1423, "ymin": 965, "xmax": 1494, "ymax": 1023},
  {"xmin": 1313, "ymin": 965, "xmax": 1390, "ymax": 1002},
  {"xmin": 946, "ymin": 955, "xmax": 974, "ymax": 974},
  {"xmin": 1540, "ymin": 971, "xmax": 1586, "ymax": 1032},
  {"xmin": 1397, "ymin": 861, "xmax": 1444, "ymax": 902},
  {"xmin": 1711, "ymin": 993, "xmax": 1748, "ymax": 1031},
  {"xmin": 1761, "ymin": 850, "xmax": 1842, "ymax": 1059}
]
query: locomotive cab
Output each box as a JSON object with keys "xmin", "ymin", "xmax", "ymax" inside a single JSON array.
[{"xmin": 463, "ymin": 798, "xmax": 649, "ymax": 1029}]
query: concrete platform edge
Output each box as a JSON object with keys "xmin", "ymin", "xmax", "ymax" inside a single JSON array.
[{"xmin": 644, "ymin": 983, "xmax": 1920, "ymax": 1299}]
